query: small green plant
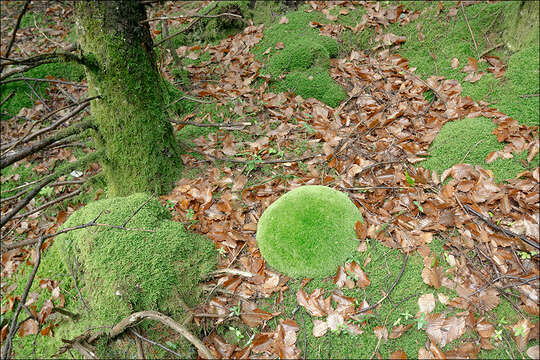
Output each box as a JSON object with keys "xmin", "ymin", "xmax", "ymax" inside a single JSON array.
[
  {"xmin": 415, "ymin": 313, "xmax": 428, "ymax": 330},
  {"xmin": 166, "ymin": 200, "xmax": 176, "ymax": 211},
  {"xmin": 513, "ymin": 322, "xmax": 528, "ymax": 337},
  {"xmin": 492, "ymin": 329, "xmax": 503, "ymax": 342},
  {"xmin": 217, "ymin": 248, "xmax": 226, "ymax": 256},
  {"xmin": 405, "ymin": 170, "xmax": 416, "ymax": 187},
  {"xmin": 228, "ymin": 326, "xmax": 244, "ymax": 341},
  {"xmin": 39, "ymin": 186, "xmax": 54, "ymax": 198},
  {"xmin": 517, "ymin": 250, "xmax": 538, "ymax": 260},
  {"xmin": 413, "ymin": 200, "xmax": 423, "ymax": 213},
  {"xmin": 230, "ymin": 305, "xmax": 241, "ymax": 317},
  {"xmin": 184, "ymin": 208, "xmax": 198, "ymax": 229}
]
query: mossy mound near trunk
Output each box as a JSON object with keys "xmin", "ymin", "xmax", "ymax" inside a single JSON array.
[{"xmin": 50, "ymin": 193, "xmax": 217, "ymax": 326}]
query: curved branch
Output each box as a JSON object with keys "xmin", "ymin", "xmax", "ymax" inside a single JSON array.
[
  {"xmin": 110, "ymin": 310, "xmax": 213, "ymax": 359},
  {"xmin": 0, "ymin": 117, "xmax": 94, "ymax": 169}
]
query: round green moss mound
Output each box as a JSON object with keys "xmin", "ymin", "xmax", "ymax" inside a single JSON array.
[
  {"xmin": 54, "ymin": 193, "xmax": 217, "ymax": 325},
  {"xmin": 256, "ymin": 185, "xmax": 363, "ymax": 278}
]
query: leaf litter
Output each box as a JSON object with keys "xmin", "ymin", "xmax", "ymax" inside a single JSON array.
[{"xmin": 1, "ymin": 1, "xmax": 538, "ymax": 358}]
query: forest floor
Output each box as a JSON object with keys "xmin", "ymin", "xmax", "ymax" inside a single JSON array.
[{"xmin": 1, "ymin": 1, "xmax": 539, "ymax": 359}]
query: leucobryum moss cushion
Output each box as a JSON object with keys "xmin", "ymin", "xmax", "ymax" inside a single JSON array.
[{"xmin": 256, "ymin": 185, "xmax": 363, "ymax": 278}]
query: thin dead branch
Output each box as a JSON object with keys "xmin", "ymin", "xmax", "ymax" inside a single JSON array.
[
  {"xmin": 110, "ymin": 310, "xmax": 214, "ymax": 359},
  {"xmin": 130, "ymin": 329, "xmax": 183, "ymax": 358},
  {"xmin": 352, "ymin": 253, "xmax": 408, "ymax": 317},
  {"xmin": 0, "ymin": 117, "xmax": 94, "ymax": 169},
  {"xmin": 11, "ymin": 188, "xmax": 82, "ymax": 221},
  {"xmin": 153, "ymin": 2, "xmax": 217, "ymax": 48},
  {"xmin": 0, "ymin": 150, "xmax": 101, "ymax": 228},
  {"xmin": 0, "ymin": 76, "xmax": 87, "ymax": 87},
  {"xmin": 463, "ymin": 204, "xmax": 540, "ymax": 250},
  {"xmin": 143, "ymin": 12, "xmax": 243, "ymax": 23},
  {"xmin": 1, "ymin": 0, "xmax": 32, "ymax": 70},
  {"xmin": 460, "ymin": 3, "xmax": 479, "ymax": 57}
]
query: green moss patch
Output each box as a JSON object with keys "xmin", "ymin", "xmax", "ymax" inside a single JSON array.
[
  {"xmin": 256, "ymin": 185, "xmax": 363, "ymax": 278},
  {"xmin": 420, "ymin": 117, "xmax": 537, "ymax": 182},
  {"xmin": 253, "ymin": 9, "xmax": 346, "ymax": 107},
  {"xmin": 54, "ymin": 193, "xmax": 217, "ymax": 324}
]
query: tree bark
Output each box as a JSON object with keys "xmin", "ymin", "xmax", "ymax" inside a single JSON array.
[{"xmin": 75, "ymin": 1, "xmax": 182, "ymax": 196}]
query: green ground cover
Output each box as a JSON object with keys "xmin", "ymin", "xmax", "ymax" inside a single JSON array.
[{"xmin": 257, "ymin": 185, "xmax": 363, "ymax": 278}]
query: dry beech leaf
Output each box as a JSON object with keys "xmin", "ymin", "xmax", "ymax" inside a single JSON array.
[
  {"xmin": 527, "ymin": 345, "xmax": 539, "ymax": 359},
  {"xmin": 389, "ymin": 324, "xmax": 413, "ymax": 339},
  {"xmin": 389, "ymin": 349, "xmax": 408, "ymax": 359},
  {"xmin": 418, "ymin": 293, "xmax": 436, "ymax": 314},
  {"xmin": 313, "ymin": 319, "xmax": 328, "ymax": 337},
  {"xmin": 451, "ymin": 58, "xmax": 459, "ymax": 69},
  {"xmin": 476, "ymin": 320, "xmax": 494, "ymax": 338},
  {"xmin": 373, "ymin": 326, "xmax": 388, "ymax": 342},
  {"xmin": 18, "ymin": 319, "xmax": 38, "ymax": 337}
]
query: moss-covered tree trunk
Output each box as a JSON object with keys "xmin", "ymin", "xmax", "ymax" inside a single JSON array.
[{"xmin": 75, "ymin": 1, "xmax": 182, "ymax": 196}]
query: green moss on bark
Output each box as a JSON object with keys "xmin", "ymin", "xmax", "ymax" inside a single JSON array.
[{"xmin": 75, "ymin": 1, "xmax": 182, "ymax": 196}]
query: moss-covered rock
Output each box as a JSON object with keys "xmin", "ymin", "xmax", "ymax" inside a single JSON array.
[
  {"xmin": 256, "ymin": 185, "xmax": 363, "ymax": 278},
  {"xmin": 53, "ymin": 193, "xmax": 217, "ymax": 325}
]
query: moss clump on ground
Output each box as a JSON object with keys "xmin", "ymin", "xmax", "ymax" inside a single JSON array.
[
  {"xmin": 253, "ymin": 9, "xmax": 346, "ymax": 107},
  {"xmin": 420, "ymin": 117, "xmax": 537, "ymax": 183},
  {"xmin": 256, "ymin": 185, "xmax": 363, "ymax": 278},
  {"xmin": 55, "ymin": 193, "xmax": 217, "ymax": 324}
]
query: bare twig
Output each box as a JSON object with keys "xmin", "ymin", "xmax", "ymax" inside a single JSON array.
[
  {"xmin": 0, "ymin": 77, "xmax": 87, "ymax": 87},
  {"xmin": 463, "ymin": 204, "xmax": 539, "ymax": 250},
  {"xmin": 130, "ymin": 329, "xmax": 146, "ymax": 360},
  {"xmin": 210, "ymin": 268, "xmax": 254, "ymax": 278},
  {"xmin": 168, "ymin": 95, "xmax": 212, "ymax": 106},
  {"xmin": 171, "ymin": 119, "xmax": 251, "ymax": 130},
  {"xmin": 187, "ymin": 145, "xmax": 320, "ymax": 165},
  {"xmin": 0, "ymin": 117, "xmax": 93, "ymax": 169},
  {"xmin": 153, "ymin": 2, "xmax": 217, "ymax": 48},
  {"xmin": 0, "ymin": 90, "xmax": 14, "ymax": 106},
  {"xmin": 2, "ymin": 0, "xmax": 32, "ymax": 69},
  {"xmin": 11, "ymin": 188, "xmax": 82, "ymax": 220},
  {"xmin": 519, "ymin": 94, "xmax": 539, "ymax": 98},
  {"xmin": 130, "ymin": 329, "xmax": 183, "ymax": 358},
  {"xmin": 0, "ymin": 150, "xmax": 101, "ymax": 228},
  {"xmin": 110, "ymin": 310, "xmax": 213, "ymax": 359},
  {"xmin": 352, "ymin": 253, "xmax": 408, "ymax": 317},
  {"xmin": 460, "ymin": 139, "xmax": 483, "ymax": 163},
  {"xmin": 143, "ymin": 12, "xmax": 243, "ymax": 23},
  {"xmin": 460, "ymin": 2, "xmax": 479, "ymax": 57}
]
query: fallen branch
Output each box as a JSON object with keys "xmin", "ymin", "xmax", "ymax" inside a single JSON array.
[
  {"xmin": 11, "ymin": 188, "xmax": 82, "ymax": 221},
  {"xmin": 519, "ymin": 94, "xmax": 539, "ymax": 98},
  {"xmin": 168, "ymin": 95, "xmax": 212, "ymax": 106},
  {"xmin": 0, "ymin": 76, "xmax": 87, "ymax": 87},
  {"xmin": 143, "ymin": 12, "xmax": 243, "ymax": 23},
  {"xmin": 460, "ymin": 2, "xmax": 479, "ymax": 57},
  {"xmin": 172, "ymin": 119, "xmax": 251, "ymax": 130},
  {"xmin": 210, "ymin": 268, "xmax": 254, "ymax": 278},
  {"xmin": 463, "ymin": 204, "xmax": 539, "ymax": 250},
  {"xmin": 130, "ymin": 329, "xmax": 183, "ymax": 358},
  {"xmin": 0, "ymin": 117, "xmax": 94, "ymax": 169},
  {"xmin": 188, "ymin": 145, "xmax": 320, "ymax": 165},
  {"xmin": 110, "ymin": 311, "xmax": 213, "ymax": 359},
  {"xmin": 0, "ymin": 90, "xmax": 14, "ymax": 106},
  {"xmin": 1, "ymin": 0, "xmax": 31, "ymax": 71},
  {"xmin": 352, "ymin": 253, "xmax": 408, "ymax": 317}
]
